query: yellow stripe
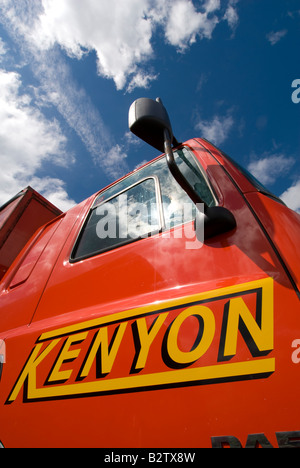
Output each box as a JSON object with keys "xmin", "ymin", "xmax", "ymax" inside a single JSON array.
[{"xmin": 28, "ymin": 358, "xmax": 275, "ymax": 400}]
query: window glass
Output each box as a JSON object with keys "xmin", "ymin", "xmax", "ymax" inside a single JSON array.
[
  {"xmin": 72, "ymin": 147, "xmax": 216, "ymax": 261},
  {"xmin": 94, "ymin": 148, "xmax": 215, "ymax": 209},
  {"xmin": 73, "ymin": 178, "xmax": 161, "ymax": 260},
  {"xmin": 220, "ymin": 150, "xmax": 285, "ymax": 204}
]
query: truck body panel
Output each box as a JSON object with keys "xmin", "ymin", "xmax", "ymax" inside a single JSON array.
[
  {"xmin": 245, "ymin": 192, "xmax": 300, "ymax": 293},
  {"xmin": 0, "ymin": 187, "xmax": 62, "ymax": 281},
  {"xmin": 0, "ymin": 139, "xmax": 299, "ymax": 448}
]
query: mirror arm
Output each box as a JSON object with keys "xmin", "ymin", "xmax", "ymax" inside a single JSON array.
[
  {"xmin": 129, "ymin": 97, "xmax": 236, "ymax": 240},
  {"xmin": 163, "ymin": 128, "xmax": 236, "ymax": 239},
  {"xmin": 163, "ymin": 129, "xmax": 208, "ymax": 212}
]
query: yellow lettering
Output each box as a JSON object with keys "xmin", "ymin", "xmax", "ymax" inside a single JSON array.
[
  {"xmin": 164, "ymin": 306, "xmax": 216, "ymax": 367},
  {"xmin": 221, "ymin": 295, "xmax": 274, "ymax": 360},
  {"xmin": 48, "ymin": 332, "xmax": 88, "ymax": 383},
  {"xmin": 6, "ymin": 278, "xmax": 275, "ymax": 403},
  {"xmin": 6, "ymin": 339, "xmax": 61, "ymax": 403},
  {"xmin": 80, "ymin": 323, "xmax": 127, "ymax": 379},
  {"xmin": 131, "ymin": 313, "xmax": 168, "ymax": 372}
]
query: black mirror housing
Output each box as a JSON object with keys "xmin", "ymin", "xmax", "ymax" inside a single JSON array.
[
  {"xmin": 129, "ymin": 98, "xmax": 173, "ymax": 153},
  {"xmin": 195, "ymin": 206, "xmax": 237, "ymax": 240}
]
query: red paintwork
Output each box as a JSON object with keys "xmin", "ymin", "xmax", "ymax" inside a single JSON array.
[
  {"xmin": 0, "ymin": 139, "xmax": 299, "ymax": 448},
  {"xmin": 245, "ymin": 192, "xmax": 300, "ymax": 292},
  {"xmin": 0, "ymin": 187, "xmax": 62, "ymax": 281}
]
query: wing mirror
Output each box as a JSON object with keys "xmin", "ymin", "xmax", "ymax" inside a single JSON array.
[{"xmin": 129, "ymin": 97, "xmax": 236, "ymax": 239}]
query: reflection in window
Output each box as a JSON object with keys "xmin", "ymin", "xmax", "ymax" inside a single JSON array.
[
  {"xmin": 72, "ymin": 147, "xmax": 216, "ymax": 261},
  {"xmin": 73, "ymin": 178, "xmax": 161, "ymax": 260}
]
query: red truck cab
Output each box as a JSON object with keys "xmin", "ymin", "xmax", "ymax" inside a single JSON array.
[{"xmin": 0, "ymin": 99, "xmax": 299, "ymax": 448}]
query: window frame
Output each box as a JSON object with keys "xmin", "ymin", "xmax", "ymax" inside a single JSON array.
[
  {"xmin": 70, "ymin": 176, "xmax": 164, "ymax": 262},
  {"xmin": 70, "ymin": 147, "xmax": 217, "ymax": 263}
]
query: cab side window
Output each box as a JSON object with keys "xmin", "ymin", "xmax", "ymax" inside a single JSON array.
[
  {"xmin": 71, "ymin": 147, "xmax": 216, "ymax": 261},
  {"xmin": 72, "ymin": 177, "xmax": 162, "ymax": 260}
]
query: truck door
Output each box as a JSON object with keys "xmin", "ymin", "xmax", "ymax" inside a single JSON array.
[{"xmin": 1, "ymin": 140, "xmax": 299, "ymax": 448}]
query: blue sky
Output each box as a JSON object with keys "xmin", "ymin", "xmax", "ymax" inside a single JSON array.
[{"xmin": 0, "ymin": 0, "xmax": 299, "ymax": 212}]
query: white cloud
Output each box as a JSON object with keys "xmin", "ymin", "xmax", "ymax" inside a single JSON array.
[
  {"xmin": 1, "ymin": 0, "xmax": 238, "ymax": 89},
  {"xmin": 102, "ymin": 145, "xmax": 129, "ymax": 180},
  {"xmin": 247, "ymin": 154, "xmax": 295, "ymax": 186},
  {"xmin": 164, "ymin": 0, "xmax": 220, "ymax": 51},
  {"xmin": 0, "ymin": 37, "xmax": 7, "ymax": 60},
  {"xmin": 0, "ymin": 68, "xmax": 75, "ymax": 210},
  {"xmin": 0, "ymin": 0, "xmax": 241, "ymax": 205},
  {"xmin": 33, "ymin": 49, "xmax": 113, "ymax": 164},
  {"xmin": 0, "ymin": 1, "xmax": 131, "ymax": 181},
  {"xmin": 224, "ymin": 0, "xmax": 239, "ymax": 31},
  {"xmin": 195, "ymin": 112, "xmax": 234, "ymax": 146},
  {"xmin": 28, "ymin": 0, "xmax": 223, "ymax": 80},
  {"xmin": 126, "ymin": 71, "xmax": 159, "ymax": 94},
  {"xmin": 0, "ymin": 69, "xmax": 67, "ymax": 170},
  {"xmin": 26, "ymin": 0, "xmax": 155, "ymax": 91},
  {"xmin": 281, "ymin": 180, "xmax": 300, "ymax": 214},
  {"xmin": 266, "ymin": 30, "xmax": 287, "ymax": 46},
  {"xmin": 205, "ymin": 0, "xmax": 221, "ymax": 14}
]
